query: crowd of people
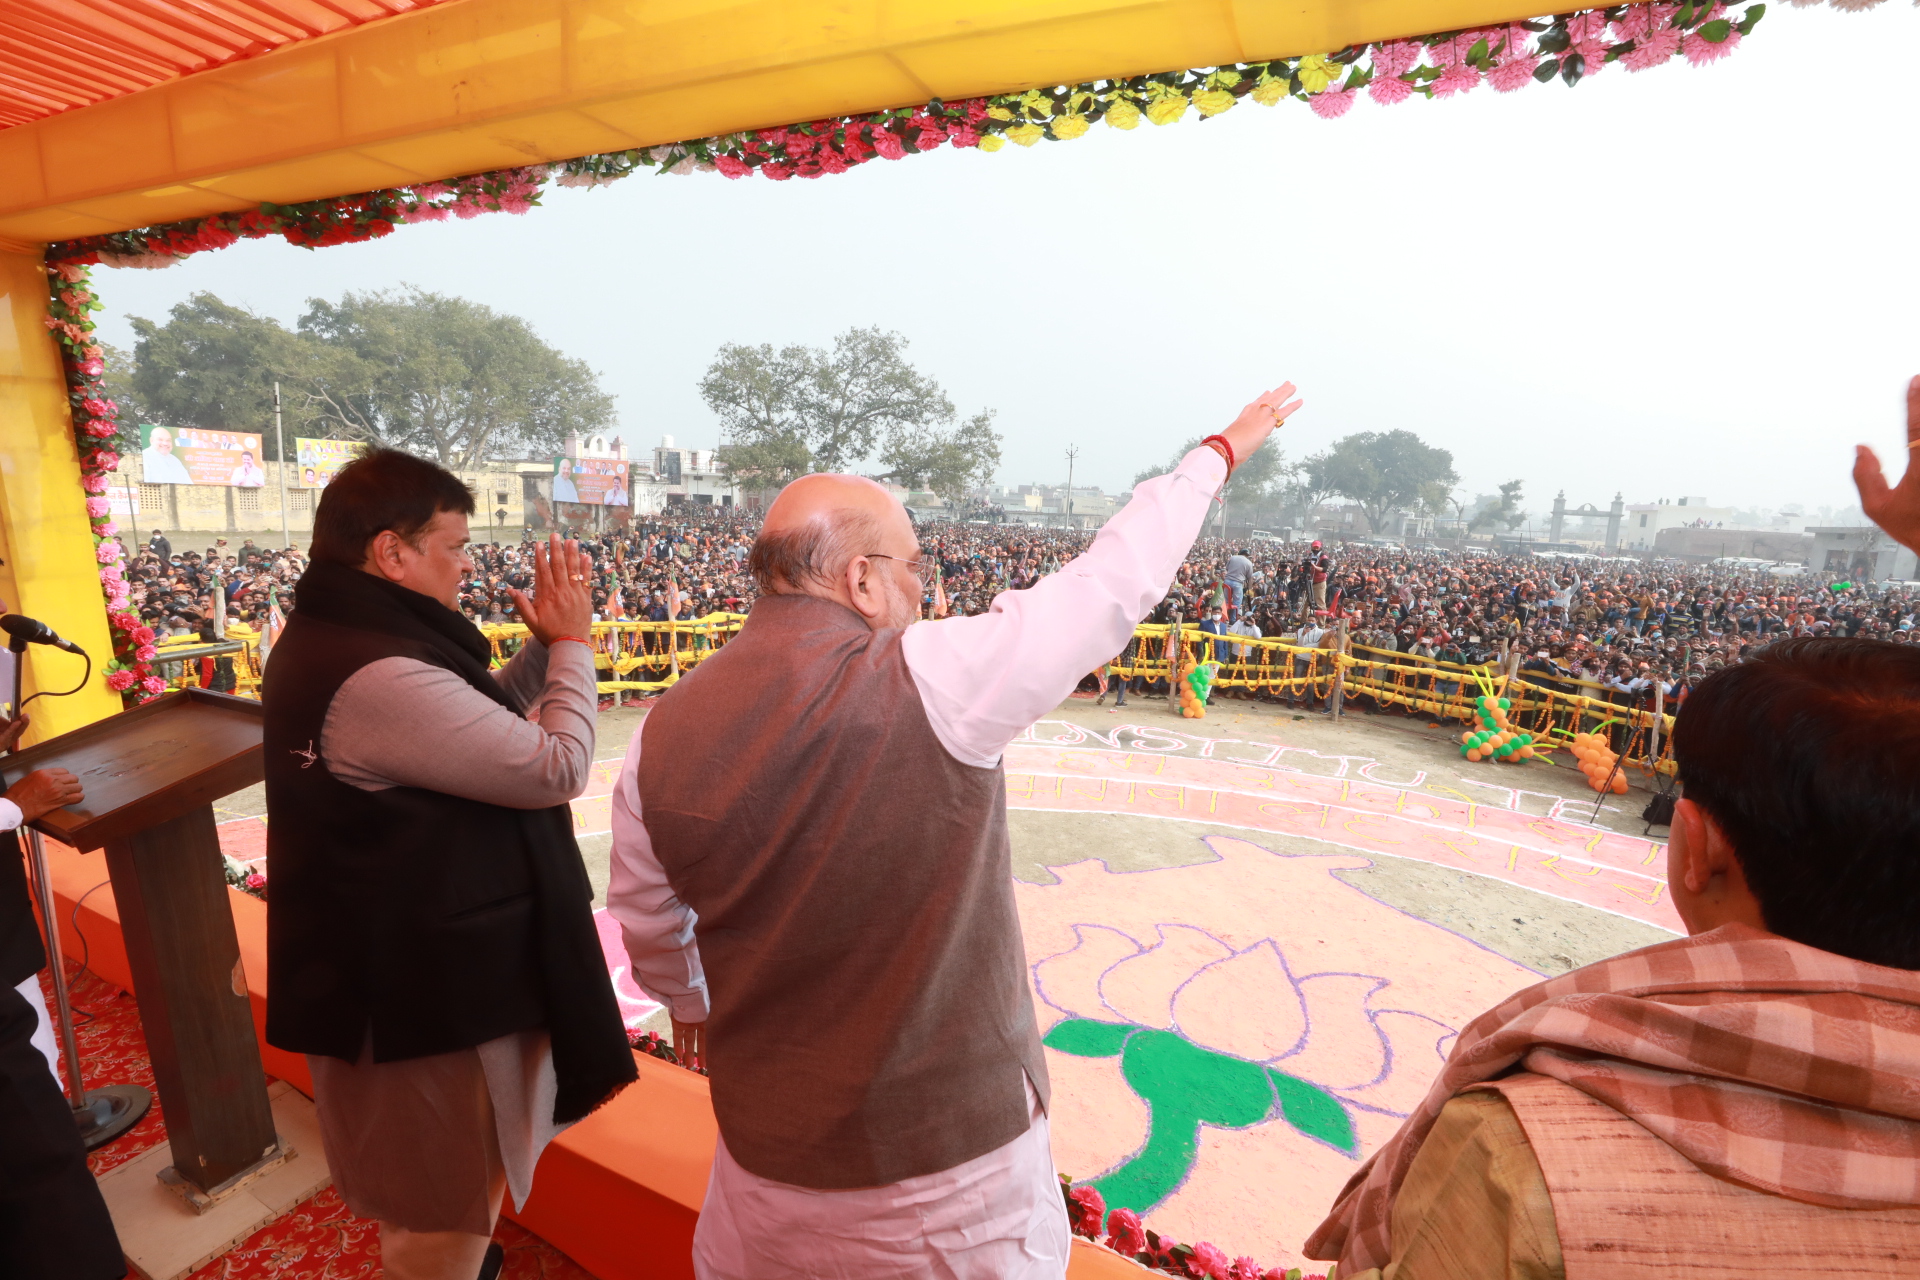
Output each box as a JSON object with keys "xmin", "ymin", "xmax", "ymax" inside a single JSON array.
[{"xmin": 124, "ymin": 508, "xmax": 1917, "ymax": 709}]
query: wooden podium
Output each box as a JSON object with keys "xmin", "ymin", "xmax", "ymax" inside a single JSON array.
[{"xmin": 0, "ymin": 688, "xmax": 281, "ymax": 1204}]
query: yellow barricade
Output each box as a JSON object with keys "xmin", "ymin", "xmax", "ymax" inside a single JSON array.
[
  {"xmin": 148, "ymin": 614, "xmax": 750, "ymax": 699},
  {"xmin": 479, "ymin": 615, "xmax": 747, "ymax": 693},
  {"xmin": 146, "ymin": 612, "xmax": 1676, "ymax": 772}
]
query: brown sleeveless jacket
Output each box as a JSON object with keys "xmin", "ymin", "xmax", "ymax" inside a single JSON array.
[{"xmin": 637, "ymin": 593, "xmax": 1048, "ymax": 1189}]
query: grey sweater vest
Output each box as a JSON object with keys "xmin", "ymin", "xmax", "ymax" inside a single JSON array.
[{"xmin": 638, "ymin": 594, "xmax": 1048, "ymax": 1188}]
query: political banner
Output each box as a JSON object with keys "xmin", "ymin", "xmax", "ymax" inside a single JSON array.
[
  {"xmin": 295, "ymin": 438, "xmax": 368, "ymax": 488},
  {"xmin": 139, "ymin": 424, "xmax": 266, "ymax": 487},
  {"xmin": 553, "ymin": 457, "xmax": 630, "ymax": 507}
]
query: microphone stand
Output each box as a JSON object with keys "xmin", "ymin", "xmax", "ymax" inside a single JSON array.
[{"xmin": 9, "ymin": 636, "xmax": 150, "ymax": 1148}]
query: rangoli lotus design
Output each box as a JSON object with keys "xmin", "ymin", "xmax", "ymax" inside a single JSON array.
[
  {"xmin": 1037, "ymin": 922, "xmax": 1454, "ymax": 1213},
  {"xmin": 1018, "ymin": 835, "xmax": 1545, "ymax": 1263}
]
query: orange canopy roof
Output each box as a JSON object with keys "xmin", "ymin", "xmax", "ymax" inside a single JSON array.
[{"xmin": 0, "ymin": 0, "xmax": 453, "ymax": 128}]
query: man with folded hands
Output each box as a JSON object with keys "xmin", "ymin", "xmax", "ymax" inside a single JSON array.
[
  {"xmin": 263, "ymin": 449, "xmax": 633, "ymax": 1280},
  {"xmin": 1308, "ymin": 635, "xmax": 1920, "ymax": 1279}
]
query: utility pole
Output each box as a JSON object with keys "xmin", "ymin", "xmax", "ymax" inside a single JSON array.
[
  {"xmin": 273, "ymin": 381, "xmax": 291, "ymax": 550},
  {"xmin": 1064, "ymin": 445, "xmax": 1078, "ymax": 531}
]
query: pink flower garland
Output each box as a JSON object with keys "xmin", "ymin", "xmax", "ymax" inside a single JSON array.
[
  {"xmin": 41, "ymin": 262, "xmax": 156, "ymax": 706},
  {"xmin": 38, "ymin": 3, "xmax": 1768, "ymax": 278},
  {"xmin": 1062, "ymin": 1180, "xmax": 1329, "ymax": 1280},
  {"xmin": 50, "ymin": 169, "xmax": 551, "ymax": 269}
]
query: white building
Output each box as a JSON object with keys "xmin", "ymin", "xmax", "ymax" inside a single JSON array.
[
  {"xmin": 983, "ymin": 482, "xmax": 1121, "ymax": 529},
  {"xmin": 632, "ymin": 435, "xmax": 737, "ymax": 512},
  {"xmin": 1621, "ymin": 497, "xmax": 1739, "ymax": 552},
  {"xmin": 1807, "ymin": 527, "xmax": 1919, "ymax": 582},
  {"xmin": 566, "ymin": 431, "xmax": 628, "ymax": 460}
]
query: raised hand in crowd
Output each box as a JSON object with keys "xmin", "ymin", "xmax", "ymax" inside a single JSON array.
[
  {"xmin": 1853, "ymin": 375, "xmax": 1920, "ymax": 556},
  {"xmin": 508, "ymin": 532, "xmax": 595, "ymax": 647}
]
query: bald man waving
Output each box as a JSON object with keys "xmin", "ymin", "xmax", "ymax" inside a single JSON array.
[{"xmin": 609, "ymin": 384, "xmax": 1301, "ymax": 1279}]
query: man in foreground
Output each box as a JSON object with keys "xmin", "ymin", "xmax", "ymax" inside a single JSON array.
[
  {"xmin": 1307, "ymin": 636, "xmax": 1920, "ymax": 1279},
  {"xmin": 264, "ymin": 450, "xmax": 633, "ymax": 1280},
  {"xmin": 610, "ymin": 382, "xmax": 1301, "ymax": 1278},
  {"xmin": 0, "ymin": 718, "xmax": 121, "ymax": 1280}
]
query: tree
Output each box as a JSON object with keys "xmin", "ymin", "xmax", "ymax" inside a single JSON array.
[
  {"xmin": 298, "ymin": 289, "xmax": 614, "ymax": 467},
  {"xmin": 1469, "ymin": 480, "xmax": 1528, "ymax": 533},
  {"xmin": 123, "ymin": 288, "xmax": 616, "ymax": 467},
  {"xmin": 128, "ymin": 293, "xmax": 303, "ymax": 456},
  {"xmin": 1416, "ymin": 480, "xmax": 1452, "ymax": 519},
  {"xmin": 797, "ymin": 328, "xmax": 953, "ymax": 473},
  {"xmin": 1316, "ymin": 430, "xmax": 1460, "ymax": 534},
  {"xmin": 700, "ymin": 327, "xmax": 996, "ymax": 491},
  {"xmin": 1134, "ymin": 437, "xmax": 1289, "ymax": 511},
  {"xmin": 881, "ymin": 410, "xmax": 1002, "ymax": 505},
  {"xmin": 700, "ymin": 341, "xmax": 815, "ymax": 487},
  {"xmin": 96, "ymin": 342, "xmax": 147, "ymax": 454},
  {"xmin": 1285, "ymin": 450, "xmax": 1340, "ymax": 522}
]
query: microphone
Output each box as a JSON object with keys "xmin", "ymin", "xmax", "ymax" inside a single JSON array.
[{"xmin": 0, "ymin": 615, "xmax": 86, "ymax": 656}]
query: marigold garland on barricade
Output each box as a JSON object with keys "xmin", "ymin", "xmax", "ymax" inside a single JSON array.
[
  {"xmin": 44, "ymin": 2, "xmax": 1764, "ymax": 269},
  {"xmin": 40, "ymin": 262, "xmax": 163, "ymax": 707}
]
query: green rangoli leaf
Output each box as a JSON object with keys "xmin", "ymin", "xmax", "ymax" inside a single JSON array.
[
  {"xmin": 1043, "ymin": 1018, "xmax": 1136, "ymax": 1057},
  {"xmin": 1269, "ymin": 1066, "xmax": 1357, "ymax": 1153}
]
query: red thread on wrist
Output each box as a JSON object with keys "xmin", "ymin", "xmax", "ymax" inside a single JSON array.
[
  {"xmin": 550, "ymin": 635, "xmax": 593, "ymax": 649},
  {"xmin": 1201, "ymin": 434, "xmax": 1237, "ymax": 477}
]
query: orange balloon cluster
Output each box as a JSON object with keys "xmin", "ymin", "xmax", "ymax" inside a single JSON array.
[
  {"xmin": 1569, "ymin": 732, "xmax": 1630, "ymax": 793},
  {"xmin": 1178, "ymin": 659, "xmax": 1208, "ymax": 719}
]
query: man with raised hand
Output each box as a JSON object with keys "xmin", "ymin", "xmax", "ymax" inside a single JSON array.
[
  {"xmin": 610, "ymin": 383, "xmax": 1301, "ymax": 1279},
  {"xmin": 264, "ymin": 449, "xmax": 633, "ymax": 1280}
]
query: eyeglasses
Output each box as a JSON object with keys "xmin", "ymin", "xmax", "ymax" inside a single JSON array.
[{"xmin": 865, "ymin": 553, "xmax": 937, "ymax": 589}]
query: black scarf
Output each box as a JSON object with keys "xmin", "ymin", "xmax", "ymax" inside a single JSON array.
[{"xmin": 293, "ymin": 560, "xmax": 635, "ymax": 1122}]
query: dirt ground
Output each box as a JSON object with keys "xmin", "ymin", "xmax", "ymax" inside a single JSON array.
[{"xmin": 1005, "ymin": 694, "xmax": 1676, "ymax": 973}]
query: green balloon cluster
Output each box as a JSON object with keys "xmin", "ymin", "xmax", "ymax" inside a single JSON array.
[
  {"xmin": 1187, "ymin": 665, "xmax": 1213, "ymax": 699},
  {"xmin": 1459, "ymin": 694, "xmax": 1535, "ymax": 761}
]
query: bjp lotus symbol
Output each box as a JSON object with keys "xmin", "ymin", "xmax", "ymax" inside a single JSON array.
[{"xmin": 1037, "ymin": 922, "xmax": 1381, "ymax": 1215}]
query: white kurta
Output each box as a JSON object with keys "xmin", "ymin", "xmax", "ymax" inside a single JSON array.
[{"xmin": 608, "ymin": 446, "xmax": 1227, "ymax": 1278}]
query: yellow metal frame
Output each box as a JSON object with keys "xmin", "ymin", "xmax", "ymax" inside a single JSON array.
[
  {"xmin": 3, "ymin": 0, "xmax": 1557, "ymax": 244},
  {"xmin": 0, "ymin": 246, "xmax": 124, "ymax": 739}
]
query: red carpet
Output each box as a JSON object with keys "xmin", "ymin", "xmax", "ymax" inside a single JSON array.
[{"xmin": 47, "ymin": 964, "xmax": 595, "ymax": 1279}]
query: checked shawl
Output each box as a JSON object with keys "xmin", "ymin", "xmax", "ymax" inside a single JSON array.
[{"xmin": 1305, "ymin": 923, "xmax": 1920, "ymax": 1274}]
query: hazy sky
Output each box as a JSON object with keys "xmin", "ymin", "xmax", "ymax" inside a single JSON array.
[{"xmin": 91, "ymin": 4, "xmax": 1917, "ymax": 518}]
